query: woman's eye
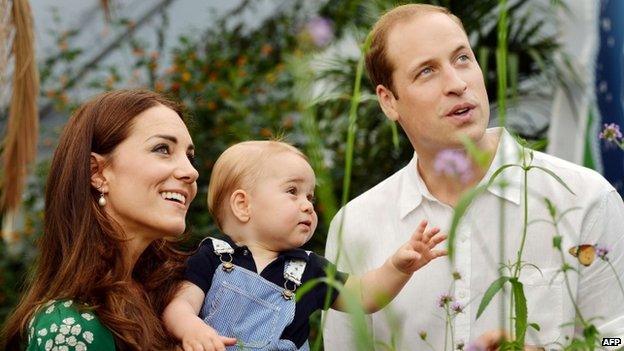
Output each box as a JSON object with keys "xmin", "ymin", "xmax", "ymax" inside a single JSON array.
[
  {"xmin": 187, "ymin": 153, "xmax": 197, "ymax": 167},
  {"xmin": 153, "ymin": 144, "xmax": 170, "ymax": 154}
]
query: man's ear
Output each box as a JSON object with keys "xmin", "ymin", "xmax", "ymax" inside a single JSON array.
[
  {"xmin": 90, "ymin": 152, "xmax": 108, "ymax": 192},
  {"xmin": 376, "ymin": 84, "xmax": 400, "ymax": 122},
  {"xmin": 229, "ymin": 190, "xmax": 250, "ymax": 223}
]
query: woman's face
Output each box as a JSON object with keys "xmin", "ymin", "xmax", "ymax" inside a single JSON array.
[{"xmin": 100, "ymin": 104, "xmax": 199, "ymax": 240}]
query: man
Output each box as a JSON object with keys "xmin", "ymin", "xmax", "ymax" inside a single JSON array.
[{"xmin": 324, "ymin": 4, "xmax": 624, "ymax": 350}]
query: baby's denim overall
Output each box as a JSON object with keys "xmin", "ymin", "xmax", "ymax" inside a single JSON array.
[{"xmin": 200, "ymin": 238, "xmax": 310, "ymax": 351}]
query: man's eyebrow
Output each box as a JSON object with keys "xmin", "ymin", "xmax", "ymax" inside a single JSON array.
[
  {"xmin": 146, "ymin": 134, "xmax": 195, "ymax": 151},
  {"xmin": 407, "ymin": 44, "xmax": 470, "ymax": 77}
]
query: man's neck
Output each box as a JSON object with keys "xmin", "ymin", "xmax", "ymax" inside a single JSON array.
[{"xmin": 416, "ymin": 131, "xmax": 501, "ymax": 207}]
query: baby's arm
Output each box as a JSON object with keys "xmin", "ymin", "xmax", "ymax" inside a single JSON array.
[
  {"xmin": 163, "ymin": 281, "xmax": 237, "ymax": 351},
  {"xmin": 332, "ymin": 220, "xmax": 446, "ymax": 313}
]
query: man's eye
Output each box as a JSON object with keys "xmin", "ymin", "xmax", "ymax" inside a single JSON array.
[{"xmin": 457, "ymin": 54, "xmax": 470, "ymax": 63}]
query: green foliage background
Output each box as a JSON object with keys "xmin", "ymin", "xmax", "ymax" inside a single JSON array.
[{"xmin": 0, "ymin": 0, "xmax": 567, "ymax": 341}]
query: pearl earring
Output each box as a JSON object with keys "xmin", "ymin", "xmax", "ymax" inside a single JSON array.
[{"xmin": 98, "ymin": 192, "xmax": 107, "ymax": 207}]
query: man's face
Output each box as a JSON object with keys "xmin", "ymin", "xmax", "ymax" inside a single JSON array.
[{"xmin": 378, "ymin": 13, "xmax": 490, "ymax": 153}]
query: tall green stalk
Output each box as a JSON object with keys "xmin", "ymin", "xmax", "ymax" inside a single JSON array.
[{"xmin": 496, "ymin": 0, "xmax": 510, "ymax": 338}]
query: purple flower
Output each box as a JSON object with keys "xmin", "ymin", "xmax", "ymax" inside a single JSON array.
[
  {"xmin": 305, "ymin": 17, "xmax": 334, "ymax": 47},
  {"xmin": 451, "ymin": 301, "xmax": 464, "ymax": 313},
  {"xmin": 465, "ymin": 343, "xmax": 485, "ymax": 351},
  {"xmin": 434, "ymin": 149, "xmax": 472, "ymax": 183},
  {"xmin": 599, "ymin": 123, "xmax": 622, "ymax": 143},
  {"xmin": 596, "ymin": 245, "xmax": 610, "ymax": 261},
  {"xmin": 438, "ymin": 293, "xmax": 453, "ymax": 308}
]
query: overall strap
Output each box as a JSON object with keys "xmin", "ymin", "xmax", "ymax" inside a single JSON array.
[
  {"xmin": 281, "ymin": 251, "xmax": 311, "ymax": 300},
  {"xmin": 208, "ymin": 237, "xmax": 235, "ymax": 272}
]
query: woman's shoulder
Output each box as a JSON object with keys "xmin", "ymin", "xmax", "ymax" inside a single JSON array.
[{"xmin": 26, "ymin": 300, "xmax": 115, "ymax": 351}]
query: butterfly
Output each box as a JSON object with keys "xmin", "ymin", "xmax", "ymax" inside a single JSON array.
[{"xmin": 568, "ymin": 244, "xmax": 596, "ymax": 267}]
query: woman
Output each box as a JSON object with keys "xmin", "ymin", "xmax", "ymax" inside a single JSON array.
[{"xmin": 1, "ymin": 89, "xmax": 199, "ymax": 350}]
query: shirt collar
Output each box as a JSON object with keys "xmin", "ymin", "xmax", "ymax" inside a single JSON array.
[
  {"xmin": 218, "ymin": 232, "xmax": 310, "ymax": 262},
  {"xmin": 479, "ymin": 127, "xmax": 522, "ymax": 205},
  {"xmin": 399, "ymin": 128, "xmax": 522, "ymax": 219},
  {"xmin": 399, "ymin": 154, "xmax": 436, "ymax": 219}
]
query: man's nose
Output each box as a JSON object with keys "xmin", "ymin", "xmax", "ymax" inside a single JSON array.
[{"xmin": 443, "ymin": 68, "xmax": 468, "ymax": 96}]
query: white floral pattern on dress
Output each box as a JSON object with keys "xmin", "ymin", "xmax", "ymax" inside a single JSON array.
[{"xmin": 28, "ymin": 300, "xmax": 112, "ymax": 350}]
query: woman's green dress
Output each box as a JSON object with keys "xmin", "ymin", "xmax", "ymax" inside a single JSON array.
[{"xmin": 26, "ymin": 300, "xmax": 115, "ymax": 350}]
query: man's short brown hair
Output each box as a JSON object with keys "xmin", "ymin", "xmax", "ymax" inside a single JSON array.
[{"xmin": 365, "ymin": 4, "xmax": 465, "ymax": 97}]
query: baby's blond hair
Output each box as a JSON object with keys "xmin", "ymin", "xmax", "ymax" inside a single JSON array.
[{"xmin": 207, "ymin": 140, "xmax": 308, "ymax": 230}]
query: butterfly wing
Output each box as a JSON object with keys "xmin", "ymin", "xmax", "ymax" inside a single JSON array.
[{"xmin": 577, "ymin": 245, "xmax": 596, "ymax": 266}]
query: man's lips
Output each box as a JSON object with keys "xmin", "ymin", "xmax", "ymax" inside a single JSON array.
[{"xmin": 445, "ymin": 102, "xmax": 476, "ymax": 117}]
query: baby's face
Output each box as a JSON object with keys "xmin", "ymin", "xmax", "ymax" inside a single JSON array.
[{"xmin": 247, "ymin": 151, "xmax": 317, "ymax": 251}]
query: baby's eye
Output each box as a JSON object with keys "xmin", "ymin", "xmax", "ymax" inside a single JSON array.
[
  {"xmin": 307, "ymin": 194, "xmax": 316, "ymax": 203},
  {"xmin": 153, "ymin": 144, "xmax": 170, "ymax": 154},
  {"xmin": 287, "ymin": 187, "xmax": 297, "ymax": 195}
]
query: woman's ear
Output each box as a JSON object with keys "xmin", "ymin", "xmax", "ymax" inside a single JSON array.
[
  {"xmin": 229, "ymin": 190, "xmax": 250, "ymax": 223},
  {"xmin": 90, "ymin": 152, "xmax": 108, "ymax": 192}
]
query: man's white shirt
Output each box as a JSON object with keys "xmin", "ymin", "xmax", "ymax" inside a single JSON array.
[{"xmin": 323, "ymin": 128, "xmax": 624, "ymax": 350}]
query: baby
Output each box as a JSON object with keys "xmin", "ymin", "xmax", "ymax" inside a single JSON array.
[{"xmin": 163, "ymin": 141, "xmax": 447, "ymax": 351}]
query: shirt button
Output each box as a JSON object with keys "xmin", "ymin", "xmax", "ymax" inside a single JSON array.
[{"xmin": 243, "ymin": 249, "xmax": 248, "ymax": 255}]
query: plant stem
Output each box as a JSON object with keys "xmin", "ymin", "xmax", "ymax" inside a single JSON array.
[{"xmin": 607, "ymin": 260, "xmax": 624, "ymax": 301}]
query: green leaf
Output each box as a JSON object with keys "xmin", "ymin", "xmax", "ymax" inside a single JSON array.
[
  {"xmin": 476, "ymin": 276, "xmax": 511, "ymax": 319},
  {"xmin": 528, "ymin": 322, "xmax": 541, "ymax": 331},
  {"xmin": 510, "ymin": 278, "xmax": 528, "ymax": 345},
  {"xmin": 544, "ymin": 198, "xmax": 556, "ymax": 218},
  {"xmin": 486, "ymin": 164, "xmax": 522, "ymax": 188},
  {"xmin": 528, "ymin": 166, "xmax": 575, "ymax": 195},
  {"xmin": 553, "ymin": 235, "xmax": 562, "ymax": 250}
]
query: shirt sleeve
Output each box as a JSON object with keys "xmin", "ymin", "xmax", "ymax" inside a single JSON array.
[
  {"xmin": 185, "ymin": 239, "xmax": 219, "ymax": 293},
  {"xmin": 307, "ymin": 251, "xmax": 349, "ymax": 311},
  {"xmin": 577, "ymin": 189, "xmax": 624, "ymax": 338},
  {"xmin": 26, "ymin": 300, "xmax": 115, "ymax": 351}
]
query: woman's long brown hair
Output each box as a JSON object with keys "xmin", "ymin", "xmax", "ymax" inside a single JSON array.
[{"xmin": 2, "ymin": 90, "xmax": 192, "ymax": 350}]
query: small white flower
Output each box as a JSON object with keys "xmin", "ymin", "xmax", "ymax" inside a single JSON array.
[
  {"xmin": 83, "ymin": 331, "xmax": 94, "ymax": 343},
  {"xmin": 62, "ymin": 317, "xmax": 75, "ymax": 325},
  {"xmin": 81, "ymin": 313, "xmax": 94, "ymax": 321},
  {"xmin": 70, "ymin": 324, "xmax": 82, "ymax": 335},
  {"xmin": 59, "ymin": 346, "xmax": 69, "ymax": 351},
  {"xmin": 50, "ymin": 323, "xmax": 58, "ymax": 333},
  {"xmin": 66, "ymin": 336, "xmax": 77, "ymax": 346},
  {"xmin": 45, "ymin": 339, "xmax": 53, "ymax": 350},
  {"xmin": 76, "ymin": 341, "xmax": 87, "ymax": 351},
  {"xmin": 62, "ymin": 300, "xmax": 73, "ymax": 308},
  {"xmin": 45, "ymin": 305, "xmax": 55, "ymax": 314},
  {"xmin": 37, "ymin": 328, "xmax": 48, "ymax": 336},
  {"xmin": 51, "ymin": 347, "xmax": 58, "ymax": 351},
  {"xmin": 37, "ymin": 338, "xmax": 42, "ymax": 345},
  {"xmin": 59, "ymin": 324, "xmax": 70, "ymax": 335},
  {"xmin": 54, "ymin": 333, "xmax": 65, "ymax": 344}
]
